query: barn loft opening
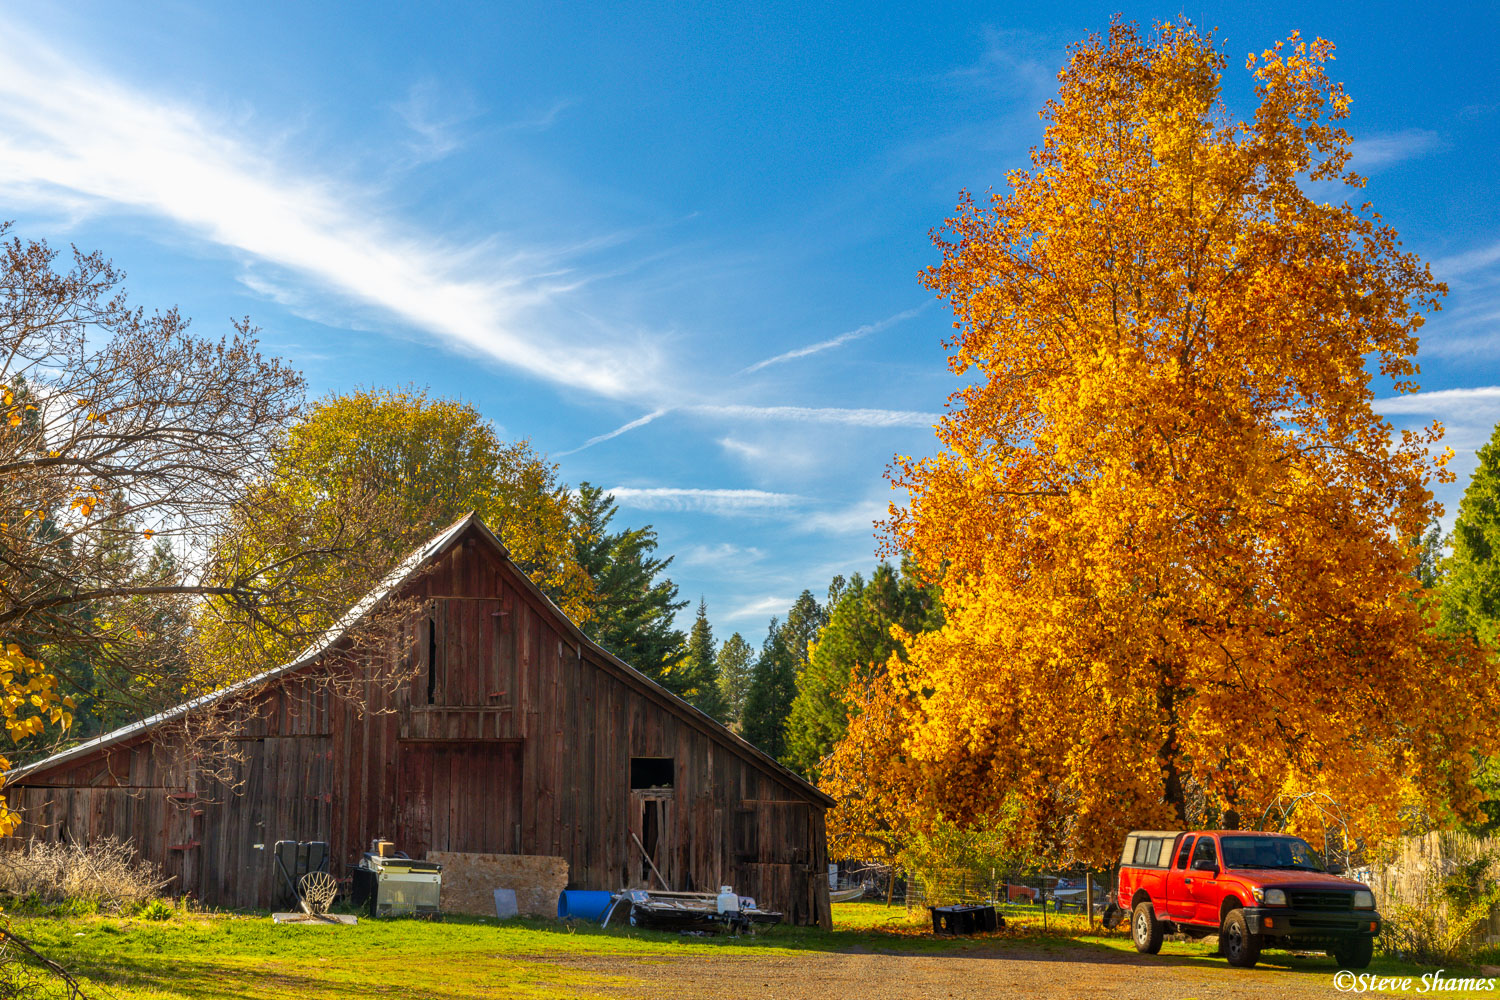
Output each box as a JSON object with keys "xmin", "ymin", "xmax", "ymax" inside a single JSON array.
[{"xmin": 630, "ymin": 757, "xmax": 674, "ymax": 789}]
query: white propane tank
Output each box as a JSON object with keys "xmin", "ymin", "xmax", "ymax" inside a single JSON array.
[{"xmin": 716, "ymin": 885, "xmax": 740, "ymax": 913}]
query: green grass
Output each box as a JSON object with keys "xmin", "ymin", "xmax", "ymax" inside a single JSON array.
[{"xmin": 0, "ymin": 901, "xmax": 1492, "ymax": 999}]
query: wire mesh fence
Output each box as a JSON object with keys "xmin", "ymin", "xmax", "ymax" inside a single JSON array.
[
  {"xmin": 829, "ymin": 861, "xmax": 1119, "ymax": 921},
  {"xmin": 901, "ymin": 867, "xmax": 1113, "ymax": 914}
]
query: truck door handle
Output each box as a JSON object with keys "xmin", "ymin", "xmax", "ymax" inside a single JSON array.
[{"xmin": 1184, "ymin": 878, "xmax": 1194, "ymax": 884}]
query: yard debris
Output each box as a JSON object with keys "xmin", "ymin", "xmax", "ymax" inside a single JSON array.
[{"xmin": 615, "ymin": 889, "xmax": 782, "ymax": 934}]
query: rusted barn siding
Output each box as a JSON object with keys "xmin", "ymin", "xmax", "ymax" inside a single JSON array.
[{"xmin": 3, "ymin": 519, "xmax": 833, "ymax": 926}]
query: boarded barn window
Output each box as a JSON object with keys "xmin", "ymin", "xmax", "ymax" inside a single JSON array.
[
  {"xmin": 734, "ymin": 808, "xmax": 758, "ymax": 862},
  {"xmin": 630, "ymin": 757, "xmax": 673, "ymax": 789}
]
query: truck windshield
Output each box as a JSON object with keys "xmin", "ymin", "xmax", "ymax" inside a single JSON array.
[{"xmin": 1219, "ymin": 836, "xmax": 1324, "ymax": 871}]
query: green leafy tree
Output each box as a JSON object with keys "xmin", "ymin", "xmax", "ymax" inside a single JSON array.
[
  {"xmin": 784, "ymin": 562, "xmax": 942, "ymax": 779},
  {"xmin": 1416, "ymin": 524, "xmax": 1452, "ymax": 593},
  {"xmin": 1440, "ymin": 426, "xmax": 1500, "ymax": 835},
  {"xmin": 572, "ymin": 484, "xmax": 688, "ymax": 691},
  {"xmin": 194, "ymin": 387, "xmax": 588, "ymax": 686},
  {"xmin": 716, "ymin": 632, "xmax": 754, "ymax": 730},
  {"xmin": 678, "ymin": 599, "xmax": 727, "ymax": 720},
  {"xmin": 1441, "ymin": 426, "xmax": 1500, "ymax": 646}
]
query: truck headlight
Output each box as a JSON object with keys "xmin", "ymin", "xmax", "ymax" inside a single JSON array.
[
  {"xmin": 1258, "ymin": 888, "xmax": 1286, "ymax": 906},
  {"xmin": 1353, "ymin": 890, "xmax": 1375, "ymax": 909}
]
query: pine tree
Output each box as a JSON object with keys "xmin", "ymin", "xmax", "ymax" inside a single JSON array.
[
  {"xmin": 1441, "ymin": 425, "xmax": 1500, "ymax": 646},
  {"xmin": 678, "ymin": 599, "xmax": 727, "ymax": 721},
  {"xmin": 780, "ymin": 591, "xmax": 827, "ymax": 673},
  {"xmin": 571, "ymin": 483, "xmax": 688, "ymax": 690},
  {"xmin": 716, "ymin": 632, "xmax": 754, "ymax": 731},
  {"xmin": 784, "ymin": 562, "xmax": 943, "ymax": 779},
  {"xmin": 741, "ymin": 591, "xmax": 825, "ymax": 760},
  {"xmin": 742, "ymin": 617, "xmax": 797, "ymax": 758}
]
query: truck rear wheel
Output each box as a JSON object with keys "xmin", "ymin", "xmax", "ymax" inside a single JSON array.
[
  {"xmin": 1132, "ymin": 902, "xmax": 1163, "ymax": 955},
  {"xmin": 1221, "ymin": 909, "xmax": 1261, "ymax": 968},
  {"xmin": 1333, "ymin": 937, "xmax": 1374, "ymax": 969}
]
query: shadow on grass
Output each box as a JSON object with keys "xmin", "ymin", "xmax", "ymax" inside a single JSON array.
[{"xmin": 52, "ymin": 951, "xmax": 632, "ymax": 1000}]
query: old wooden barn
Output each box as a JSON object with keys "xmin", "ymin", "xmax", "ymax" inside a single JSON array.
[{"xmin": 3, "ymin": 514, "xmax": 834, "ymax": 926}]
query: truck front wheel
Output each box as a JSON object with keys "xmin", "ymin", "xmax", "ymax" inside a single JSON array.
[
  {"xmin": 1221, "ymin": 909, "xmax": 1261, "ymax": 968},
  {"xmin": 1333, "ymin": 937, "xmax": 1374, "ymax": 969},
  {"xmin": 1132, "ymin": 902, "xmax": 1163, "ymax": 955}
]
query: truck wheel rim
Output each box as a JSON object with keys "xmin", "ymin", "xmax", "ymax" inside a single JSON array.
[
  {"xmin": 1135, "ymin": 912, "xmax": 1146, "ymax": 941},
  {"xmin": 1226, "ymin": 925, "xmax": 1242, "ymax": 957}
]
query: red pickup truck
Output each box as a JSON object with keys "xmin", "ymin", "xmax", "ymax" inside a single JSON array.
[{"xmin": 1115, "ymin": 829, "xmax": 1380, "ymax": 969}]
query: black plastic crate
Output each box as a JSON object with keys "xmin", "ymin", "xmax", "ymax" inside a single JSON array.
[{"xmin": 930, "ymin": 904, "xmax": 1000, "ymax": 935}]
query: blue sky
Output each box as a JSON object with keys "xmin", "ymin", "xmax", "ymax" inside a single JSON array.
[{"xmin": 0, "ymin": 2, "xmax": 1496, "ymax": 639}]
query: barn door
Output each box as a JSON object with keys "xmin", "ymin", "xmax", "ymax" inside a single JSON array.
[
  {"xmin": 396, "ymin": 741, "xmax": 523, "ymax": 857},
  {"xmin": 731, "ymin": 801, "xmax": 816, "ymax": 924},
  {"xmin": 628, "ymin": 789, "xmax": 673, "ymax": 889}
]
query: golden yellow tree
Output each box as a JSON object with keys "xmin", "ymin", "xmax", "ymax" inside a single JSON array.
[
  {"xmin": 192, "ymin": 387, "xmax": 592, "ymax": 687},
  {"xmin": 848, "ymin": 21, "xmax": 1497, "ymax": 865}
]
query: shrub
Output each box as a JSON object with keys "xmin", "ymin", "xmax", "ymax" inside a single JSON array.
[
  {"xmin": 1380, "ymin": 850, "xmax": 1500, "ymax": 965},
  {"xmin": 0, "ymin": 838, "xmax": 171, "ymax": 912},
  {"xmin": 135, "ymin": 899, "xmax": 174, "ymax": 922}
]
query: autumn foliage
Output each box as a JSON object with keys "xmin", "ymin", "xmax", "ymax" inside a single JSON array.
[{"xmin": 826, "ymin": 21, "xmax": 1499, "ymax": 865}]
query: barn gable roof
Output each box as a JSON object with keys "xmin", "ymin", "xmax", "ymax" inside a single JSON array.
[{"xmin": 9, "ymin": 513, "xmax": 835, "ymax": 808}]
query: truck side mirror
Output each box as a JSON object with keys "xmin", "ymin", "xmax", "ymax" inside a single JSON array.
[
  {"xmin": 1191, "ymin": 859, "xmax": 1217, "ymax": 873},
  {"xmin": 1326, "ymin": 863, "xmax": 1344, "ymax": 876}
]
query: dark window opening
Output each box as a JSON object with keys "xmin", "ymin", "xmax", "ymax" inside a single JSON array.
[
  {"xmin": 641, "ymin": 800, "xmax": 661, "ymax": 884},
  {"xmin": 426, "ymin": 616, "xmax": 437, "ymax": 706},
  {"xmin": 630, "ymin": 757, "xmax": 674, "ymax": 789},
  {"xmin": 1175, "ymin": 836, "xmax": 1196, "ymax": 870}
]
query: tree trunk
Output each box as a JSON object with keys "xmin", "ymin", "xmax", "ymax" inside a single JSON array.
[{"xmin": 1157, "ymin": 683, "xmax": 1188, "ymax": 824}]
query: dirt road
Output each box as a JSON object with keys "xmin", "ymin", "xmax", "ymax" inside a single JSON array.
[{"xmin": 549, "ymin": 942, "xmax": 1389, "ymax": 1000}]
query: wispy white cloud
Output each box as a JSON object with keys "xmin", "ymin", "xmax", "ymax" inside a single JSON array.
[
  {"xmin": 1374, "ymin": 386, "xmax": 1500, "ymax": 415},
  {"xmin": 798, "ymin": 499, "xmax": 888, "ymax": 536},
  {"xmin": 0, "ymin": 25, "xmax": 656, "ymax": 399},
  {"xmin": 728, "ymin": 594, "xmax": 795, "ymax": 621},
  {"xmin": 949, "ymin": 26, "xmax": 1057, "ymax": 97},
  {"xmin": 716, "ymin": 437, "xmax": 766, "ymax": 461},
  {"xmin": 562, "ymin": 403, "xmax": 940, "ymax": 456},
  {"xmin": 556, "ymin": 408, "xmax": 670, "ymax": 456},
  {"xmin": 741, "ymin": 304, "xmax": 929, "ymax": 374},
  {"xmin": 678, "ymin": 542, "xmax": 765, "ymax": 569},
  {"xmin": 689, "ymin": 404, "xmax": 939, "ymax": 428},
  {"xmin": 503, "ymin": 98, "xmax": 577, "ymax": 132},
  {"xmin": 1433, "ymin": 241, "xmax": 1500, "ymax": 282},
  {"xmin": 605, "ymin": 487, "xmax": 800, "ymax": 514},
  {"xmin": 391, "ymin": 79, "xmax": 482, "ymax": 162},
  {"xmin": 1351, "ymin": 129, "xmax": 1443, "ymax": 172}
]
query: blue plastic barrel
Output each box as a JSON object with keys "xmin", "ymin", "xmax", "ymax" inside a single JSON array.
[{"xmin": 557, "ymin": 890, "xmax": 614, "ymax": 922}]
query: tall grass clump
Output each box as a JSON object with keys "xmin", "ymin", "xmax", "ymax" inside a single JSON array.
[{"xmin": 0, "ymin": 838, "xmax": 170, "ymax": 913}]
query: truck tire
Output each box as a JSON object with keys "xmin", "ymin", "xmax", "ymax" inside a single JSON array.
[
  {"xmin": 1132, "ymin": 901, "xmax": 1163, "ymax": 955},
  {"xmin": 1333, "ymin": 937, "xmax": 1374, "ymax": 969},
  {"xmin": 1221, "ymin": 908, "xmax": 1261, "ymax": 968}
]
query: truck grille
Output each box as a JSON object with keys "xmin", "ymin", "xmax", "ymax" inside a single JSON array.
[{"xmin": 1288, "ymin": 891, "xmax": 1353, "ymax": 911}]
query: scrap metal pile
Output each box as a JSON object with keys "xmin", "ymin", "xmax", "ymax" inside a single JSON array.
[{"xmin": 585, "ymin": 887, "xmax": 782, "ymax": 934}]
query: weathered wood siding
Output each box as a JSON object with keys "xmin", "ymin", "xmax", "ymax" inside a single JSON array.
[{"xmin": 3, "ymin": 525, "xmax": 832, "ymax": 926}]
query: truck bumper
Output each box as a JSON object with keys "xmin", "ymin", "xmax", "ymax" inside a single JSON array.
[{"xmin": 1242, "ymin": 905, "xmax": 1381, "ymax": 941}]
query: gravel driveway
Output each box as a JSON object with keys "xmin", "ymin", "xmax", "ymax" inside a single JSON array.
[{"xmin": 547, "ymin": 943, "xmax": 1391, "ymax": 999}]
